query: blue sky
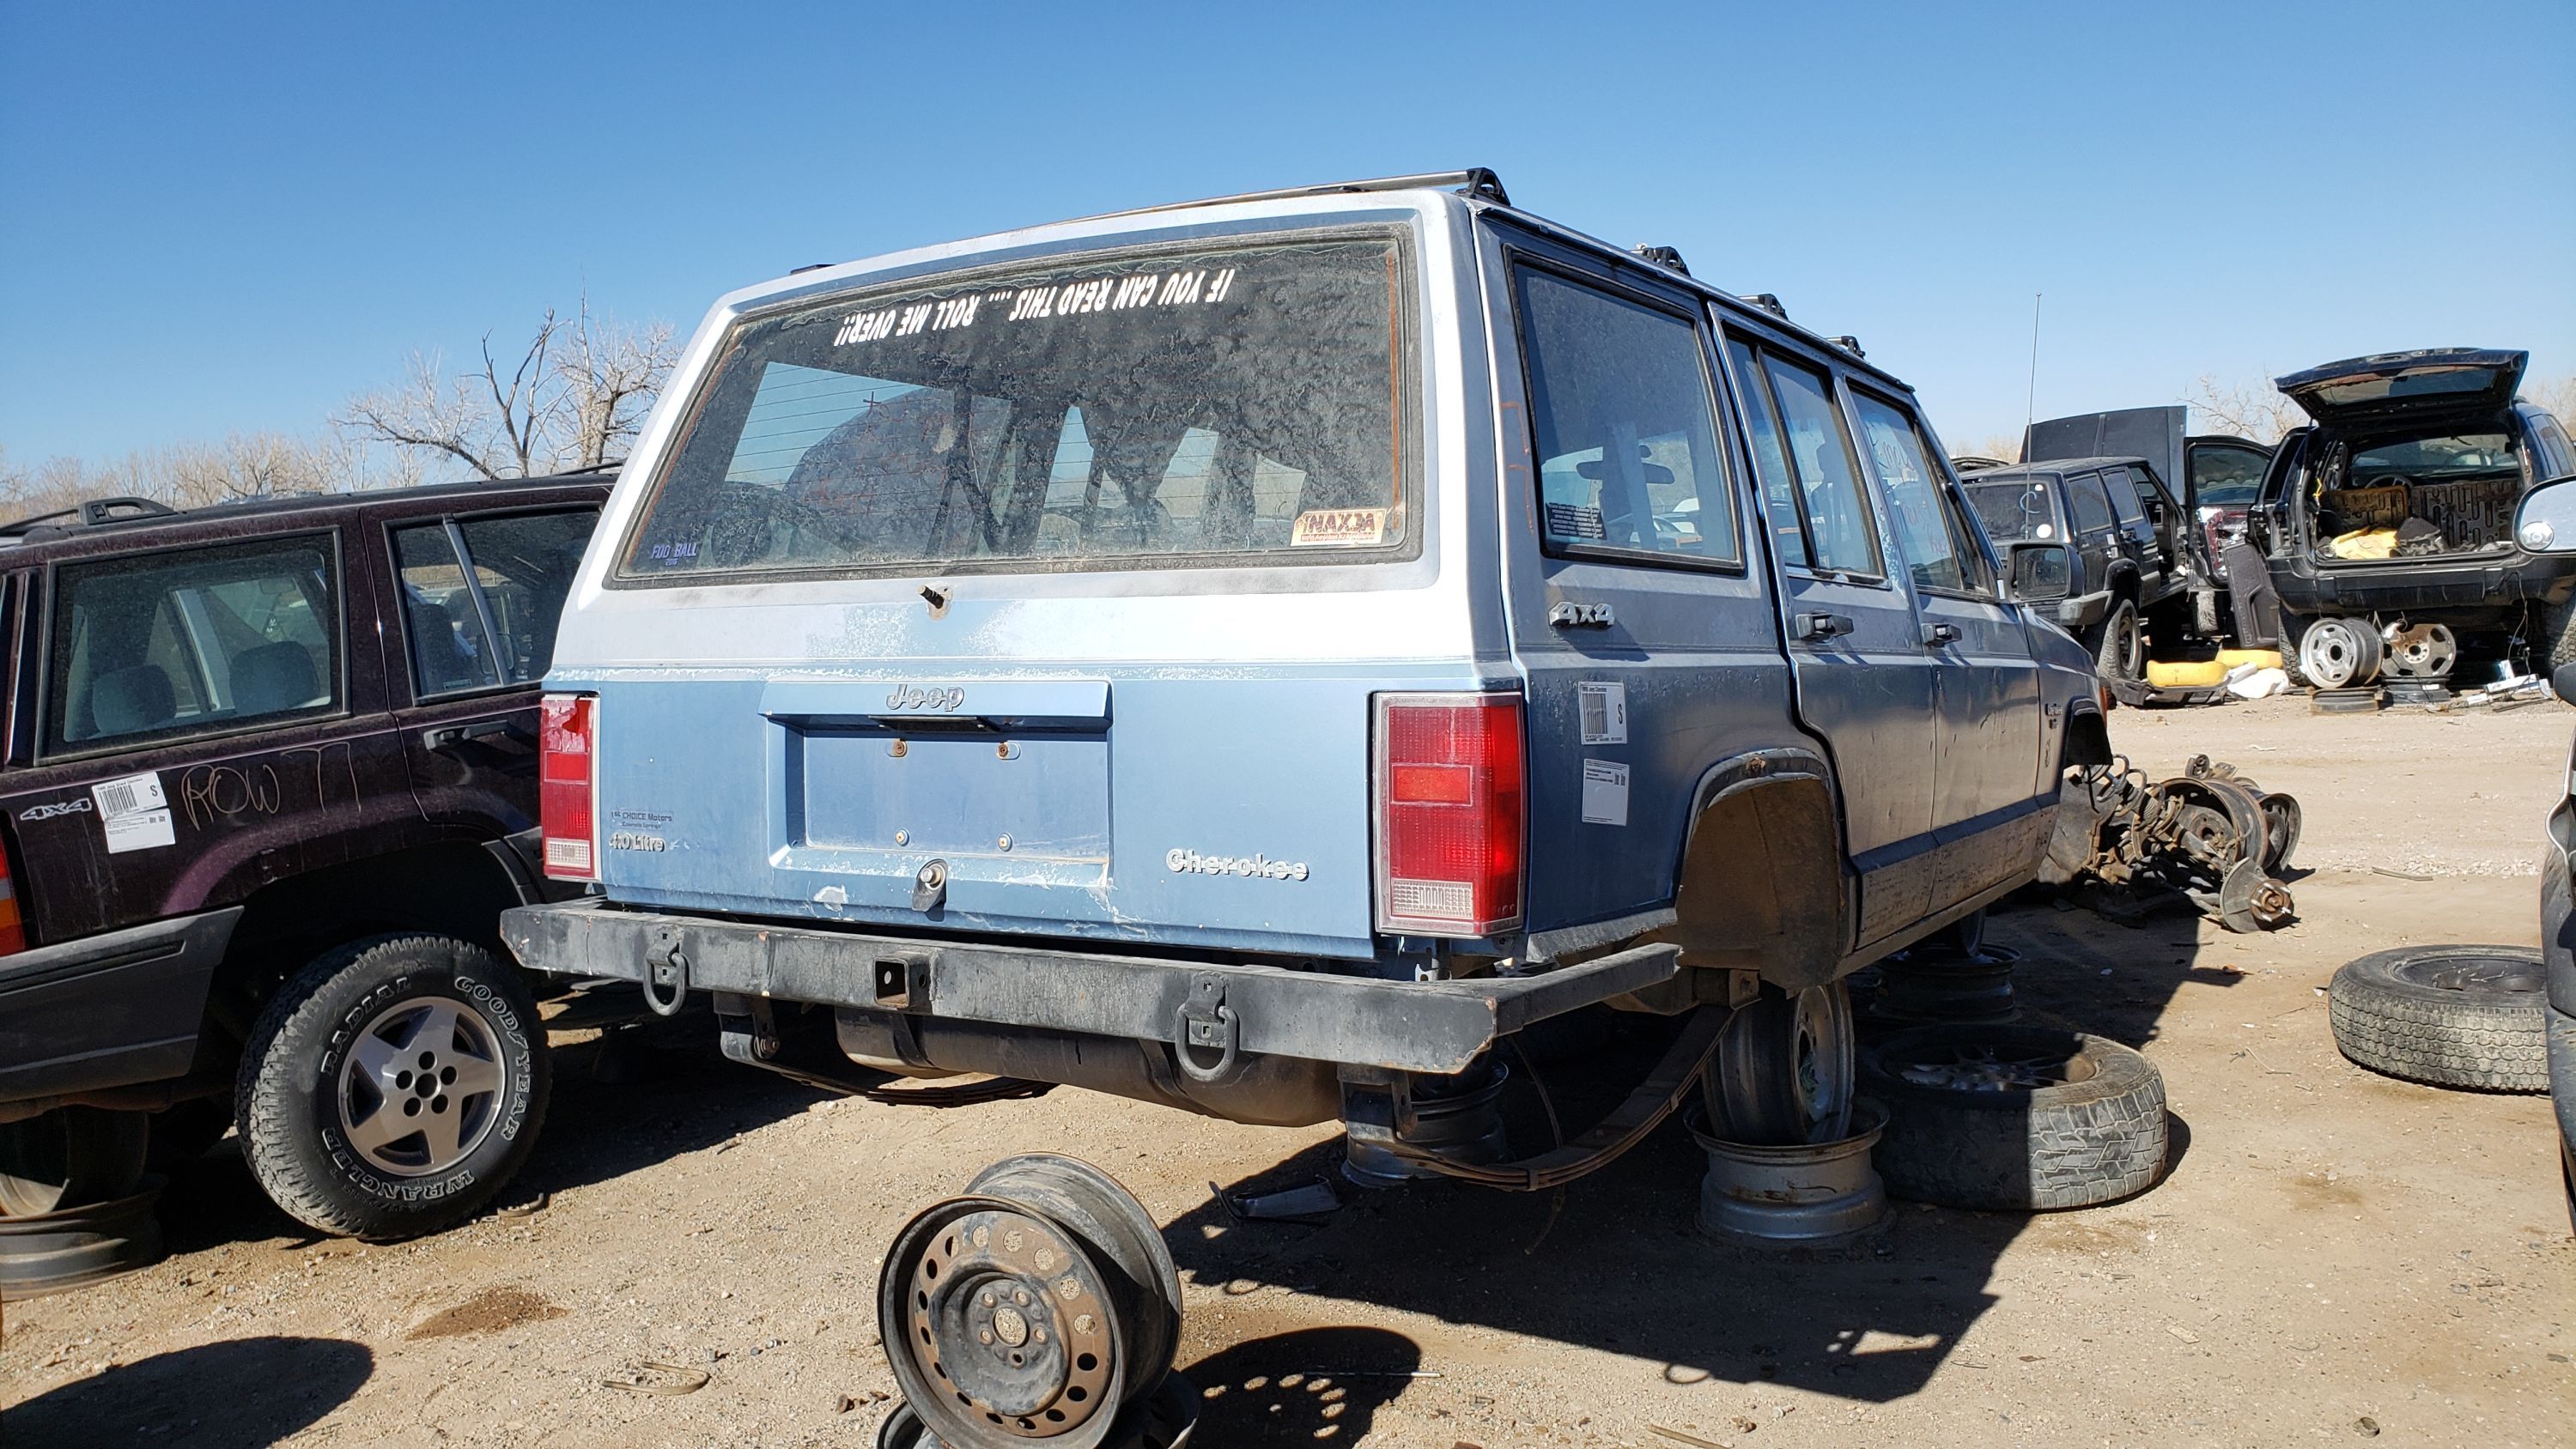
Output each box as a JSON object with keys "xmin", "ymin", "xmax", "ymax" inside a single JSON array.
[{"xmin": 3, "ymin": 0, "xmax": 2570, "ymax": 466}]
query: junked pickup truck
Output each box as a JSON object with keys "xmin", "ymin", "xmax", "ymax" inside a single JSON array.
[{"xmin": 501, "ymin": 170, "xmax": 2108, "ymax": 1197}]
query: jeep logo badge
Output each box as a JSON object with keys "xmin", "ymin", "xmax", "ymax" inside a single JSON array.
[{"xmin": 884, "ymin": 685, "xmax": 966, "ymax": 712}]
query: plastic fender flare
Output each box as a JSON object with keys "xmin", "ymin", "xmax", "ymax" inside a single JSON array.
[{"xmin": 1659, "ymin": 746, "xmax": 1854, "ymax": 984}]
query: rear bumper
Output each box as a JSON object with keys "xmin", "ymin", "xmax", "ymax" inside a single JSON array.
[
  {"xmin": 0, "ymin": 907, "xmax": 240, "ymax": 1105},
  {"xmin": 2273, "ymin": 549, "xmax": 2575, "ymax": 619},
  {"xmin": 501, "ymin": 898, "xmax": 1679, "ymax": 1076}
]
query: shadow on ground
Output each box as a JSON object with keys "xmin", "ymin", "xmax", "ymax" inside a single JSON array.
[
  {"xmin": 1, "ymin": 1334, "xmax": 372, "ymax": 1446},
  {"xmin": 1178, "ymin": 1325, "xmax": 1419, "ymax": 1443},
  {"xmin": 1167, "ymin": 893, "xmax": 2223, "ymax": 1404}
]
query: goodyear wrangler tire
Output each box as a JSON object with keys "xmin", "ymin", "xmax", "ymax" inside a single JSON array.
[
  {"xmin": 2327, "ymin": 945, "xmax": 2547, "ymax": 1093},
  {"xmin": 236, "ymin": 935, "xmax": 550, "ymax": 1239},
  {"xmin": 1861, "ymin": 1024, "xmax": 2167, "ymax": 1210}
]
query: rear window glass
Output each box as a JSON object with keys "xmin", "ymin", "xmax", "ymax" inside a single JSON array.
[
  {"xmin": 2191, "ymin": 444, "xmax": 2269, "ymax": 508},
  {"xmin": 621, "ymin": 233, "xmax": 1411, "ymax": 580},
  {"xmin": 2099, "ymin": 466, "xmax": 2146, "ymax": 523},
  {"xmin": 1965, "ymin": 478, "xmax": 2064, "ymax": 543},
  {"xmin": 2065, "ymin": 473, "xmax": 2117, "ymax": 532},
  {"xmin": 47, "ymin": 535, "xmax": 342, "ymax": 755}
]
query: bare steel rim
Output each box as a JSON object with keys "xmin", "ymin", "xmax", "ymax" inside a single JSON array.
[
  {"xmin": 1886, "ymin": 1037, "xmax": 2099, "ymax": 1092},
  {"xmin": 1701, "ymin": 981, "xmax": 1856, "ymax": 1146},
  {"xmin": 879, "ymin": 1155, "xmax": 1179, "ymax": 1449},
  {"xmin": 334, "ymin": 994, "xmax": 511, "ymax": 1178}
]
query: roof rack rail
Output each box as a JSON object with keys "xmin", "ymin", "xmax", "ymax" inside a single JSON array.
[
  {"xmin": 0, "ymin": 494, "xmax": 179, "ymax": 536},
  {"xmin": 1074, "ymin": 169, "xmax": 1511, "ymax": 227},
  {"xmin": 1631, "ymin": 245, "xmax": 1690, "ymax": 276}
]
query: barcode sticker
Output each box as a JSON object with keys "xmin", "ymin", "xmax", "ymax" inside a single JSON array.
[
  {"xmin": 91, "ymin": 771, "xmax": 175, "ymax": 854},
  {"xmin": 1576, "ymin": 682, "xmax": 1627, "ymax": 745}
]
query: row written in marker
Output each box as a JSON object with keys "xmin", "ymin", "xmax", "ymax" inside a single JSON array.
[{"xmin": 831, "ymin": 267, "xmax": 1239, "ymax": 348}]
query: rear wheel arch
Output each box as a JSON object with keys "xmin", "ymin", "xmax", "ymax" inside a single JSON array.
[
  {"xmin": 205, "ymin": 842, "xmax": 541, "ymax": 1051},
  {"xmin": 1656, "ymin": 749, "xmax": 1850, "ymax": 992}
]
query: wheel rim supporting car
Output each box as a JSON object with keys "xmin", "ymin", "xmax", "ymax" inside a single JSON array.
[
  {"xmin": 1703, "ymin": 982, "xmax": 1856, "ymax": 1145},
  {"xmin": 336, "ymin": 995, "xmax": 513, "ymax": 1178}
]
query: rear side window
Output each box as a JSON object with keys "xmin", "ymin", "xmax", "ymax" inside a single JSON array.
[
  {"xmin": 47, "ymin": 536, "xmax": 342, "ymax": 755},
  {"xmin": 2099, "ymin": 466, "xmax": 2147, "ymax": 523},
  {"xmin": 1513, "ymin": 268, "xmax": 1738, "ymax": 566},
  {"xmin": 394, "ymin": 509, "xmax": 598, "ymax": 699},
  {"xmin": 621, "ymin": 233, "xmax": 1412, "ymax": 581},
  {"xmin": 1734, "ymin": 344, "xmax": 1882, "ymax": 577},
  {"xmin": 1850, "ymin": 391, "xmax": 1984, "ymax": 592},
  {"xmin": 2065, "ymin": 472, "xmax": 2117, "ymax": 532},
  {"xmin": 2189, "ymin": 442, "xmax": 2270, "ymax": 508}
]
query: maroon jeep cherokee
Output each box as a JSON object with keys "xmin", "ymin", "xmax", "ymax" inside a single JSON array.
[{"xmin": 0, "ymin": 473, "xmax": 605, "ymax": 1239}]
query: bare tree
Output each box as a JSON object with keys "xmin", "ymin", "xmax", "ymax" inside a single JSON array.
[
  {"xmin": 2527, "ymin": 373, "xmax": 2576, "ymax": 425},
  {"xmin": 0, "ymin": 431, "xmax": 416, "ymax": 523},
  {"xmin": 337, "ymin": 300, "xmax": 677, "ymax": 479},
  {"xmin": 1955, "ymin": 433, "xmax": 2021, "ymax": 464},
  {"xmin": 2186, "ymin": 373, "xmax": 2305, "ymax": 444}
]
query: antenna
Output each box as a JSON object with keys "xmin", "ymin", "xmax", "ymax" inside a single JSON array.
[{"xmin": 2023, "ymin": 292, "xmax": 2043, "ymax": 455}]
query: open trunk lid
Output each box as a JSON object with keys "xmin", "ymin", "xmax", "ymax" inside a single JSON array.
[
  {"xmin": 2277, "ymin": 349, "xmax": 2528, "ymax": 427},
  {"xmin": 2023, "ymin": 405, "xmax": 2190, "ymax": 514}
]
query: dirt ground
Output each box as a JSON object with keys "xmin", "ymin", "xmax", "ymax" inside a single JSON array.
[{"xmin": 5, "ymin": 694, "xmax": 2572, "ymax": 1448}]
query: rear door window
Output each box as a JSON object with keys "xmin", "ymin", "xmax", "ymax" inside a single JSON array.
[
  {"xmin": 2190, "ymin": 442, "xmax": 2270, "ymax": 508},
  {"xmin": 393, "ymin": 509, "xmax": 597, "ymax": 700},
  {"xmin": 46, "ymin": 535, "xmax": 342, "ymax": 755},
  {"xmin": 2065, "ymin": 472, "xmax": 2117, "ymax": 532},
  {"xmin": 2099, "ymin": 466, "xmax": 2147, "ymax": 524},
  {"xmin": 1513, "ymin": 267, "xmax": 1738, "ymax": 566},
  {"xmin": 1749, "ymin": 348, "xmax": 1883, "ymax": 576},
  {"xmin": 1850, "ymin": 391, "xmax": 1990, "ymax": 593}
]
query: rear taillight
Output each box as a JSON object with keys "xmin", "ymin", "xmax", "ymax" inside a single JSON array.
[
  {"xmin": 1373, "ymin": 692, "xmax": 1525, "ymax": 936},
  {"xmin": 0, "ymin": 847, "xmax": 24, "ymax": 955},
  {"xmin": 539, "ymin": 694, "xmax": 597, "ymax": 880}
]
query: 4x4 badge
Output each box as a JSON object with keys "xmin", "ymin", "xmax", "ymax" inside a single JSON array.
[{"xmin": 17, "ymin": 797, "xmax": 93, "ymax": 822}]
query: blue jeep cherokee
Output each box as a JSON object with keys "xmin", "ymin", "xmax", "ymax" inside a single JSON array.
[{"xmin": 501, "ymin": 170, "xmax": 2108, "ymax": 1174}]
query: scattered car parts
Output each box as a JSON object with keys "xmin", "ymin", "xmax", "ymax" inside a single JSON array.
[{"xmin": 2041, "ymin": 754, "xmax": 2300, "ymax": 932}]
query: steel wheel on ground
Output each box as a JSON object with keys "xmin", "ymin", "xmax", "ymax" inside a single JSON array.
[
  {"xmin": 236, "ymin": 935, "xmax": 550, "ymax": 1238},
  {"xmin": 2297, "ymin": 615, "xmax": 2383, "ymax": 689},
  {"xmin": 2327, "ymin": 945, "xmax": 2547, "ymax": 1093},
  {"xmin": 1700, "ymin": 981, "xmax": 1855, "ymax": 1145},
  {"xmin": 1861, "ymin": 1023, "xmax": 2167, "ymax": 1210},
  {"xmin": 0, "ymin": 1107, "xmax": 149, "ymax": 1217},
  {"xmin": 880, "ymin": 1155, "xmax": 1180, "ymax": 1448}
]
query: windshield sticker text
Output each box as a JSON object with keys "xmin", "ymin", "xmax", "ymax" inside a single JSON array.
[
  {"xmin": 1290, "ymin": 507, "xmax": 1388, "ymax": 548},
  {"xmin": 835, "ymin": 267, "xmax": 1241, "ymax": 350},
  {"xmin": 1167, "ymin": 847, "xmax": 1309, "ymax": 882}
]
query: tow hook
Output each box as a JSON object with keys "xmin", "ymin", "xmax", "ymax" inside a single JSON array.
[
  {"xmin": 1173, "ymin": 974, "xmax": 1241, "ymax": 1082},
  {"xmin": 643, "ymin": 934, "xmax": 690, "ymax": 1017}
]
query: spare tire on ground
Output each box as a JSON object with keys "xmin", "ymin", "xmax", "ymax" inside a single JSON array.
[
  {"xmin": 1860, "ymin": 1024, "xmax": 2168, "ymax": 1210},
  {"xmin": 2327, "ymin": 945, "xmax": 2548, "ymax": 1093}
]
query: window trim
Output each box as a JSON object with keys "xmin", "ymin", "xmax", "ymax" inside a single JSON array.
[
  {"xmin": 2063, "ymin": 470, "xmax": 2119, "ymax": 535},
  {"xmin": 384, "ymin": 505, "xmax": 598, "ymax": 706},
  {"xmin": 1720, "ymin": 328, "xmax": 1891, "ymax": 587},
  {"xmin": 1501, "ymin": 252, "xmax": 1748, "ymax": 575},
  {"xmin": 606, "ymin": 223, "xmax": 1426, "ymax": 589},
  {"xmin": 37, "ymin": 529, "xmax": 350, "ymax": 763}
]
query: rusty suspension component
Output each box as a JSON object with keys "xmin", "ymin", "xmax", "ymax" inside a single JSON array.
[{"xmin": 2043, "ymin": 753, "xmax": 2300, "ymax": 933}]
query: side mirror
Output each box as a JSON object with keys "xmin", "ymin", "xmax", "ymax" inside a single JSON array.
[
  {"xmin": 2006, "ymin": 542, "xmax": 2072, "ymax": 603},
  {"xmin": 2514, "ymin": 474, "xmax": 2576, "ymax": 554}
]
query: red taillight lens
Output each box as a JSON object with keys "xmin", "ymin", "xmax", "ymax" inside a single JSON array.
[
  {"xmin": 1374, "ymin": 692, "xmax": 1525, "ymax": 935},
  {"xmin": 0, "ymin": 852, "xmax": 25, "ymax": 956},
  {"xmin": 539, "ymin": 694, "xmax": 597, "ymax": 880}
]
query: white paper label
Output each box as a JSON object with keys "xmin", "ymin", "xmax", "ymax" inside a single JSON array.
[
  {"xmin": 1580, "ymin": 759, "xmax": 1630, "ymax": 827},
  {"xmin": 1577, "ymin": 682, "xmax": 1628, "ymax": 745},
  {"xmin": 93, "ymin": 771, "xmax": 175, "ymax": 853}
]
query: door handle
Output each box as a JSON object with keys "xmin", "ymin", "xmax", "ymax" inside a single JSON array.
[
  {"xmin": 1922, "ymin": 621, "xmax": 1962, "ymax": 647},
  {"xmin": 1795, "ymin": 611, "xmax": 1854, "ymax": 641},
  {"xmin": 422, "ymin": 718, "xmax": 522, "ymax": 752}
]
